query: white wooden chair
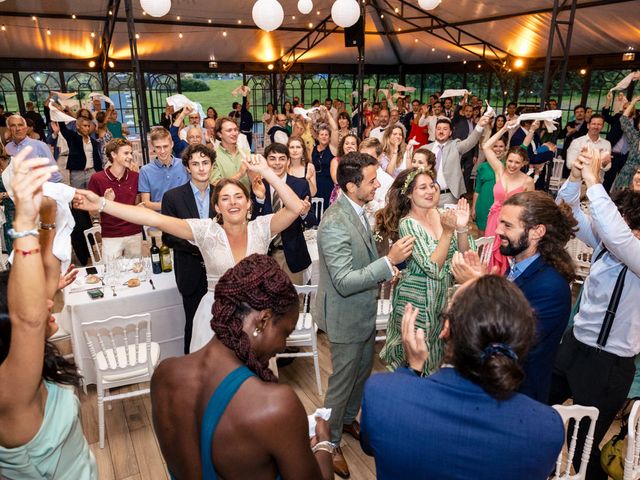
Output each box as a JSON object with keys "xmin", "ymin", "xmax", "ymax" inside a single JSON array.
[
  {"xmin": 275, "ymin": 285, "xmax": 323, "ymax": 396},
  {"xmin": 549, "ymin": 157, "xmax": 566, "ymax": 194},
  {"xmin": 49, "ymin": 312, "xmax": 74, "ymax": 361},
  {"xmin": 475, "ymin": 236, "xmax": 495, "ymax": 266},
  {"xmin": 624, "ymin": 401, "xmax": 640, "ymax": 480},
  {"xmin": 83, "ymin": 225, "xmax": 103, "ymax": 266},
  {"xmin": 376, "ymin": 282, "xmax": 393, "ymax": 342},
  {"xmin": 311, "ymin": 197, "xmax": 324, "ymax": 223},
  {"xmin": 81, "ymin": 313, "xmax": 160, "ymax": 448},
  {"xmin": 565, "ymin": 238, "xmax": 593, "ymax": 284},
  {"xmin": 551, "ymin": 404, "xmax": 600, "ymax": 480}
]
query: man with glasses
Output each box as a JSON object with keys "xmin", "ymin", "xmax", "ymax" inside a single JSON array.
[
  {"xmin": 138, "ymin": 127, "xmax": 189, "ymax": 211},
  {"xmin": 5, "ymin": 115, "xmax": 62, "ymax": 183},
  {"xmin": 210, "ymin": 117, "xmax": 251, "ymax": 189},
  {"xmin": 267, "ymin": 114, "xmax": 289, "ymax": 146}
]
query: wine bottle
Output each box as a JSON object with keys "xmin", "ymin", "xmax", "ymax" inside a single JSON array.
[
  {"xmin": 150, "ymin": 237, "xmax": 162, "ymax": 274},
  {"xmin": 160, "ymin": 242, "xmax": 172, "ymax": 272}
]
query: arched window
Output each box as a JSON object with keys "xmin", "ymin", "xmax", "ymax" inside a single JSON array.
[
  {"xmin": 146, "ymin": 73, "xmax": 178, "ymax": 126},
  {"xmin": 108, "ymin": 72, "xmax": 138, "ymax": 135},
  {"xmin": 64, "ymin": 72, "xmax": 103, "ymax": 108},
  {"xmin": 20, "ymin": 72, "xmax": 61, "ymax": 114},
  {"xmin": 302, "ymin": 74, "xmax": 328, "ymax": 108},
  {"xmin": 0, "ymin": 74, "xmax": 18, "ymax": 114}
]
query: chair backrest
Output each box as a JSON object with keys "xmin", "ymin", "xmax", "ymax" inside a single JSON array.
[
  {"xmin": 565, "ymin": 238, "xmax": 593, "ymax": 281},
  {"xmin": 311, "ymin": 197, "xmax": 324, "ymax": 222},
  {"xmin": 84, "ymin": 225, "xmax": 103, "ymax": 265},
  {"xmin": 377, "ymin": 282, "xmax": 394, "ymax": 316},
  {"xmin": 552, "ymin": 157, "xmax": 565, "ymax": 179},
  {"xmin": 624, "ymin": 401, "xmax": 640, "ymax": 480},
  {"xmin": 475, "ymin": 236, "xmax": 495, "ymax": 266},
  {"xmin": 552, "ymin": 404, "xmax": 600, "ymax": 480},
  {"xmin": 294, "ymin": 284, "xmax": 317, "ymax": 331},
  {"xmin": 81, "ymin": 313, "xmax": 154, "ymax": 378}
]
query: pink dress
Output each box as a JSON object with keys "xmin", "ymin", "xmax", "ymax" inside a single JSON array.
[{"xmin": 484, "ymin": 178, "xmax": 526, "ymax": 275}]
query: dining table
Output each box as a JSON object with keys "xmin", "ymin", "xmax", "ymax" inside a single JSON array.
[{"xmin": 60, "ymin": 264, "xmax": 185, "ymax": 386}]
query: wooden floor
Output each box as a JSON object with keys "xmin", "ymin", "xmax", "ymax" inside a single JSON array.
[{"xmin": 75, "ymin": 332, "xmax": 385, "ymax": 480}]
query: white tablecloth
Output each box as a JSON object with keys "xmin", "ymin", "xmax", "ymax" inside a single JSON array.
[{"xmin": 61, "ymin": 265, "xmax": 185, "ymax": 385}]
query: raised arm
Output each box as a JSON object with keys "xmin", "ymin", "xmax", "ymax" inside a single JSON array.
[
  {"xmin": 73, "ymin": 189, "xmax": 194, "ymax": 241},
  {"xmin": 482, "ymin": 123, "xmax": 510, "ymax": 176},
  {"xmin": 323, "ymin": 107, "xmax": 340, "ymax": 156},
  {"xmin": 0, "ymin": 150, "xmax": 57, "ymax": 416},
  {"xmin": 621, "ymin": 96, "xmax": 640, "ymax": 144},
  {"xmin": 520, "ymin": 120, "xmax": 540, "ymax": 148}
]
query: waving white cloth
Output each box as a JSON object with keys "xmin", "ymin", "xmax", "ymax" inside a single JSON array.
[
  {"xmin": 390, "ymin": 82, "xmax": 416, "ymax": 93},
  {"xmin": 166, "ymin": 94, "xmax": 205, "ymax": 120},
  {"xmin": 439, "ymin": 89, "xmax": 469, "ymax": 99},
  {"xmin": 51, "ymin": 91, "xmax": 77, "ymax": 102},
  {"xmin": 293, "ymin": 106, "xmax": 320, "ymax": 119},
  {"xmin": 483, "ymin": 100, "xmax": 496, "ymax": 118},
  {"xmin": 517, "ymin": 110, "xmax": 563, "ymax": 132},
  {"xmin": 609, "ymin": 71, "xmax": 640, "ymax": 92},
  {"xmin": 231, "ymin": 85, "xmax": 251, "ymax": 97},
  {"xmin": 392, "ymin": 92, "xmax": 407, "ymax": 100},
  {"xmin": 377, "ymin": 89, "xmax": 391, "ymax": 100},
  {"xmin": 307, "ymin": 408, "xmax": 332, "ymax": 438},
  {"xmin": 88, "ymin": 92, "xmax": 114, "ymax": 106},
  {"xmin": 364, "ymin": 85, "xmax": 375, "ymax": 95},
  {"xmin": 47, "ymin": 100, "xmax": 77, "ymax": 123}
]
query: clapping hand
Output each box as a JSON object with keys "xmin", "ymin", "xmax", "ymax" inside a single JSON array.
[
  {"xmin": 454, "ymin": 197, "xmax": 470, "ymax": 230},
  {"xmin": 10, "ymin": 147, "xmax": 59, "ymax": 224},
  {"xmin": 104, "ymin": 188, "xmax": 116, "ymax": 201},
  {"xmin": 300, "ymin": 196, "xmax": 311, "ymax": 217},
  {"xmin": 401, "ymin": 304, "xmax": 428, "ymax": 372},
  {"xmin": 451, "ymin": 250, "xmax": 497, "ymax": 284},
  {"xmin": 440, "ymin": 209, "xmax": 457, "ymax": 234}
]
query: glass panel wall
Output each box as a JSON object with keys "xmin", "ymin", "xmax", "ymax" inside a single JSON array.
[
  {"xmin": 329, "ymin": 74, "xmax": 354, "ymax": 112},
  {"xmin": 179, "ymin": 72, "xmax": 243, "ymax": 119},
  {"xmin": 108, "ymin": 72, "xmax": 138, "ymax": 134},
  {"xmin": 303, "ymin": 73, "xmax": 328, "ymax": 107},
  {"xmin": 20, "ymin": 72, "xmax": 61, "ymax": 113},
  {"xmin": 0, "ymin": 74, "xmax": 19, "ymax": 113},
  {"xmin": 145, "ymin": 73, "xmax": 177, "ymax": 126}
]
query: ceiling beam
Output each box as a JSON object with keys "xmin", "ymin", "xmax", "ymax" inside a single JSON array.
[
  {"xmin": 98, "ymin": 0, "xmax": 121, "ymax": 71},
  {"xmin": 279, "ymin": 15, "xmax": 339, "ymax": 70},
  {"xmin": 369, "ymin": 1, "xmax": 404, "ymax": 65},
  {"xmin": 397, "ymin": 0, "xmax": 636, "ymax": 32}
]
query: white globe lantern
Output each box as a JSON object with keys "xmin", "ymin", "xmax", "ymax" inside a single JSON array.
[
  {"xmin": 140, "ymin": 0, "xmax": 172, "ymax": 17},
  {"xmin": 418, "ymin": 0, "xmax": 441, "ymax": 10},
  {"xmin": 297, "ymin": 0, "xmax": 313, "ymax": 14},
  {"xmin": 331, "ymin": 0, "xmax": 360, "ymax": 28},
  {"xmin": 252, "ymin": 0, "xmax": 285, "ymax": 32}
]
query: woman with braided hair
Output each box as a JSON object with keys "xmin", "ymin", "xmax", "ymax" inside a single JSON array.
[
  {"xmin": 150, "ymin": 254, "xmax": 334, "ymax": 480},
  {"xmin": 72, "ymin": 153, "xmax": 306, "ymax": 353}
]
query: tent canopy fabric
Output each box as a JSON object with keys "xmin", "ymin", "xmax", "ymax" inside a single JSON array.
[{"xmin": 0, "ymin": 0, "xmax": 637, "ymax": 65}]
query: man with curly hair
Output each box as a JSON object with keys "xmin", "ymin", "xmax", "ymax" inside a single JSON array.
[{"xmin": 549, "ymin": 151, "xmax": 640, "ymax": 480}]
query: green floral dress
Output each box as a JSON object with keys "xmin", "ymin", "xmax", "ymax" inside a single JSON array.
[
  {"xmin": 612, "ymin": 116, "xmax": 640, "ymax": 192},
  {"xmin": 380, "ymin": 216, "xmax": 475, "ymax": 375}
]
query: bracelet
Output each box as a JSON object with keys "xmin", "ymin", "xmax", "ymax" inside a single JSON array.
[
  {"xmin": 39, "ymin": 222, "xmax": 56, "ymax": 230},
  {"xmin": 7, "ymin": 228, "xmax": 39, "ymax": 239},
  {"xmin": 14, "ymin": 247, "xmax": 41, "ymax": 256},
  {"xmin": 312, "ymin": 441, "xmax": 336, "ymax": 455},
  {"xmin": 455, "ymin": 227, "xmax": 469, "ymax": 234},
  {"xmin": 98, "ymin": 197, "xmax": 107, "ymax": 213}
]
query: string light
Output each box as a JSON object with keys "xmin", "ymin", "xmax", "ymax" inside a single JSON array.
[
  {"xmin": 135, "ymin": 33, "xmax": 140, "ymax": 39},
  {"xmin": 268, "ymin": 64, "xmax": 274, "ymax": 70},
  {"xmin": 316, "ymin": 10, "xmax": 320, "ymax": 14},
  {"xmin": 89, "ymin": 60, "xmax": 96, "ymax": 68},
  {"xmin": 91, "ymin": 31, "xmax": 96, "ymax": 38},
  {"xmin": 208, "ymin": 19, "xmax": 212, "ymax": 23},
  {"xmin": 108, "ymin": 10, "xmax": 113, "ymax": 15},
  {"xmin": 222, "ymin": 31, "xmax": 227, "ymax": 37},
  {"xmin": 394, "ymin": 7, "xmax": 399, "ymax": 12},
  {"xmin": 380, "ymin": 14, "xmax": 384, "ymax": 18},
  {"xmin": 292, "ymin": 15, "xmax": 296, "ymax": 19},
  {"xmin": 46, "ymin": 29, "xmax": 51, "ymax": 35},
  {"xmin": 463, "ymin": 60, "xmax": 467, "ymax": 64},
  {"xmin": 176, "ymin": 16, "xmax": 181, "ymax": 20},
  {"xmin": 414, "ymin": 38, "xmax": 418, "ymax": 43},
  {"xmin": 431, "ymin": 47, "xmax": 435, "ymax": 52},
  {"xmin": 447, "ymin": 55, "xmax": 451, "ymax": 59},
  {"xmin": 31, "ymin": 16, "xmax": 37, "ymax": 21},
  {"xmin": 178, "ymin": 32, "xmax": 183, "ymax": 38},
  {"xmin": 237, "ymin": 19, "xmax": 242, "ymax": 24},
  {"xmin": 1, "ymin": 25, "xmax": 5, "ymax": 32},
  {"xmin": 108, "ymin": 60, "xmax": 115, "ymax": 68},
  {"xmin": 72, "ymin": 14, "xmax": 76, "ymax": 19},
  {"xmin": 308, "ymin": 22, "xmax": 313, "ymax": 28},
  {"xmin": 142, "ymin": 11, "xmax": 147, "ymax": 15}
]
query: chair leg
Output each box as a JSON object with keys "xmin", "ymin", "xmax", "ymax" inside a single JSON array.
[
  {"xmin": 105, "ymin": 388, "xmax": 112, "ymax": 410},
  {"xmin": 313, "ymin": 349, "xmax": 322, "ymax": 396},
  {"xmin": 97, "ymin": 390, "xmax": 105, "ymax": 449}
]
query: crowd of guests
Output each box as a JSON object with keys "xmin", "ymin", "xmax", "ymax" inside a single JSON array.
[{"xmin": 0, "ymin": 82, "xmax": 639, "ymax": 479}]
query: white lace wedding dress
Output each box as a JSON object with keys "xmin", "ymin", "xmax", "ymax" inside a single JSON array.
[{"xmin": 186, "ymin": 214, "xmax": 274, "ymax": 353}]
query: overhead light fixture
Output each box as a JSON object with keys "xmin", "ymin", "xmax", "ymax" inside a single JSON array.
[
  {"xmin": 140, "ymin": 0, "xmax": 171, "ymax": 18},
  {"xmin": 222, "ymin": 31, "xmax": 227, "ymax": 36},
  {"xmin": 1, "ymin": 25, "xmax": 5, "ymax": 31},
  {"xmin": 209, "ymin": 61, "xmax": 218, "ymax": 68},
  {"xmin": 72, "ymin": 14, "xmax": 77, "ymax": 19},
  {"xmin": 89, "ymin": 60, "xmax": 96, "ymax": 67},
  {"xmin": 463, "ymin": 60, "xmax": 467, "ymax": 64},
  {"xmin": 135, "ymin": 33, "xmax": 140, "ymax": 39},
  {"xmin": 208, "ymin": 19, "xmax": 212, "ymax": 23},
  {"xmin": 579, "ymin": 68, "xmax": 587, "ymax": 75},
  {"xmin": 108, "ymin": 60, "xmax": 115, "ymax": 68},
  {"xmin": 513, "ymin": 58, "xmax": 524, "ymax": 68},
  {"xmin": 622, "ymin": 52, "xmax": 635, "ymax": 61},
  {"xmin": 91, "ymin": 31, "xmax": 96, "ymax": 38},
  {"xmin": 176, "ymin": 16, "xmax": 181, "ymax": 20},
  {"xmin": 268, "ymin": 63, "xmax": 274, "ymax": 70},
  {"xmin": 418, "ymin": 0, "xmax": 441, "ymax": 10},
  {"xmin": 31, "ymin": 16, "xmax": 37, "ymax": 21},
  {"xmin": 46, "ymin": 29, "xmax": 51, "ymax": 35},
  {"xmin": 308, "ymin": 22, "xmax": 313, "ymax": 28},
  {"xmin": 178, "ymin": 32, "xmax": 183, "ymax": 38}
]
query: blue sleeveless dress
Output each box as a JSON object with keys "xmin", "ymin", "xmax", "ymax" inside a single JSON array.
[{"xmin": 171, "ymin": 366, "xmax": 282, "ymax": 480}]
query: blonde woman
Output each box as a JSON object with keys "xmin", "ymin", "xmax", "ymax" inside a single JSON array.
[
  {"xmin": 380, "ymin": 125, "xmax": 407, "ymax": 178},
  {"xmin": 287, "ymin": 136, "xmax": 317, "ymax": 197}
]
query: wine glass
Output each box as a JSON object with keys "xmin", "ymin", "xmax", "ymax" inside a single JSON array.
[{"xmin": 103, "ymin": 257, "xmax": 119, "ymax": 297}]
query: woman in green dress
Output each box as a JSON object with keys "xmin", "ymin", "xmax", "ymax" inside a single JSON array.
[
  {"xmin": 472, "ymin": 135, "xmax": 507, "ymax": 235},
  {"xmin": 376, "ymin": 167, "xmax": 474, "ymax": 374}
]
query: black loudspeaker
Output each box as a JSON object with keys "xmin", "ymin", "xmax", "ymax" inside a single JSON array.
[{"xmin": 344, "ymin": 17, "xmax": 364, "ymax": 48}]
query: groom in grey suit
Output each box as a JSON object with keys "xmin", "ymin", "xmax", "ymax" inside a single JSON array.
[
  {"xmin": 428, "ymin": 115, "xmax": 490, "ymax": 207},
  {"xmin": 315, "ymin": 152, "xmax": 414, "ymax": 478}
]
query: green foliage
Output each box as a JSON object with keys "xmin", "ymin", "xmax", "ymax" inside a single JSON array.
[{"xmin": 180, "ymin": 78, "xmax": 210, "ymax": 92}]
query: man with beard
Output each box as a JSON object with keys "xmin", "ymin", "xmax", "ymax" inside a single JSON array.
[{"xmin": 494, "ymin": 191, "xmax": 576, "ymax": 402}]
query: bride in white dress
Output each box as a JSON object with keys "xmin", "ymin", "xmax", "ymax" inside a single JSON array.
[{"xmin": 72, "ymin": 154, "xmax": 305, "ymax": 352}]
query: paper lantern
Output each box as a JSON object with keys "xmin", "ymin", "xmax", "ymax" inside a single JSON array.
[
  {"xmin": 139, "ymin": 0, "xmax": 172, "ymax": 17},
  {"xmin": 331, "ymin": 0, "xmax": 360, "ymax": 28},
  {"xmin": 418, "ymin": 0, "xmax": 441, "ymax": 10},
  {"xmin": 252, "ymin": 0, "xmax": 285, "ymax": 32},
  {"xmin": 298, "ymin": 0, "xmax": 313, "ymax": 14}
]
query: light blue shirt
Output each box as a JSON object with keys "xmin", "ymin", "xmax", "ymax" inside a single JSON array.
[
  {"xmin": 138, "ymin": 157, "xmax": 189, "ymax": 203},
  {"xmin": 190, "ymin": 181, "xmax": 210, "ymax": 219},
  {"xmin": 507, "ymin": 253, "xmax": 540, "ymax": 282},
  {"xmin": 5, "ymin": 137, "xmax": 62, "ymax": 183},
  {"xmin": 557, "ymin": 180, "xmax": 640, "ymax": 357}
]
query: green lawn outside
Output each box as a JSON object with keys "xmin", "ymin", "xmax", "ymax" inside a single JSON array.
[{"xmin": 182, "ymin": 78, "xmax": 246, "ymax": 116}]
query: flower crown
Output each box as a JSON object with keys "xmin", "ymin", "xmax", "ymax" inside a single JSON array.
[{"xmin": 400, "ymin": 167, "xmax": 435, "ymax": 195}]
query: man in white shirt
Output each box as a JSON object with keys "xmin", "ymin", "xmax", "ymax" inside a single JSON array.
[
  {"xmin": 565, "ymin": 114, "xmax": 612, "ymax": 171},
  {"xmin": 505, "ymin": 102, "xmax": 519, "ymax": 122},
  {"xmin": 427, "ymin": 116, "xmax": 490, "ymax": 207},
  {"xmin": 359, "ymin": 137, "xmax": 393, "ymax": 227},
  {"xmin": 325, "ymin": 98, "xmax": 338, "ymax": 122},
  {"xmin": 368, "ymin": 108, "xmax": 390, "ymax": 141},
  {"xmin": 419, "ymin": 101, "xmax": 446, "ymax": 141}
]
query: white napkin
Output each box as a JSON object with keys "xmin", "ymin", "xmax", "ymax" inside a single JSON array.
[
  {"xmin": 165, "ymin": 94, "xmax": 205, "ymax": 120},
  {"xmin": 392, "ymin": 92, "xmax": 406, "ymax": 100},
  {"xmin": 293, "ymin": 106, "xmax": 320, "ymax": 119},
  {"xmin": 517, "ymin": 110, "xmax": 563, "ymax": 133},
  {"xmin": 609, "ymin": 71, "xmax": 640, "ymax": 92},
  {"xmin": 48, "ymin": 100, "xmax": 77, "ymax": 123},
  {"xmin": 42, "ymin": 182, "xmax": 76, "ymax": 271},
  {"xmin": 50, "ymin": 91, "xmax": 77, "ymax": 102},
  {"xmin": 439, "ymin": 89, "xmax": 469, "ymax": 99},
  {"xmin": 231, "ymin": 85, "xmax": 251, "ymax": 97},
  {"xmin": 390, "ymin": 82, "xmax": 416, "ymax": 93},
  {"xmin": 483, "ymin": 100, "xmax": 496, "ymax": 118},
  {"xmin": 363, "ymin": 85, "xmax": 374, "ymax": 94},
  {"xmin": 88, "ymin": 92, "xmax": 115, "ymax": 106},
  {"xmin": 377, "ymin": 89, "xmax": 391, "ymax": 100},
  {"xmin": 307, "ymin": 408, "xmax": 332, "ymax": 438}
]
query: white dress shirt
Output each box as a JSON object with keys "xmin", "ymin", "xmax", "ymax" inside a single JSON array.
[
  {"xmin": 369, "ymin": 126, "xmax": 386, "ymax": 141},
  {"xmin": 566, "ymin": 134, "xmax": 612, "ymax": 170},
  {"xmin": 428, "ymin": 142, "xmax": 448, "ymax": 190},
  {"xmin": 557, "ymin": 180, "xmax": 640, "ymax": 356}
]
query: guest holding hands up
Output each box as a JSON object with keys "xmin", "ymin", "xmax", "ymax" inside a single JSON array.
[
  {"xmin": 0, "ymin": 147, "xmax": 96, "ymax": 479},
  {"xmin": 376, "ymin": 167, "xmax": 474, "ymax": 375}
]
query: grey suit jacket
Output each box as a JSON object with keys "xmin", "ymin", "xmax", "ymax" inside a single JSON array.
[
  {"xmin": 314, "ymin": 194, "xmax": 393, "ymax": 344},
  {"xmin": 428, "ymin": 128, "xmax": 482, "ymax": 198}
]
